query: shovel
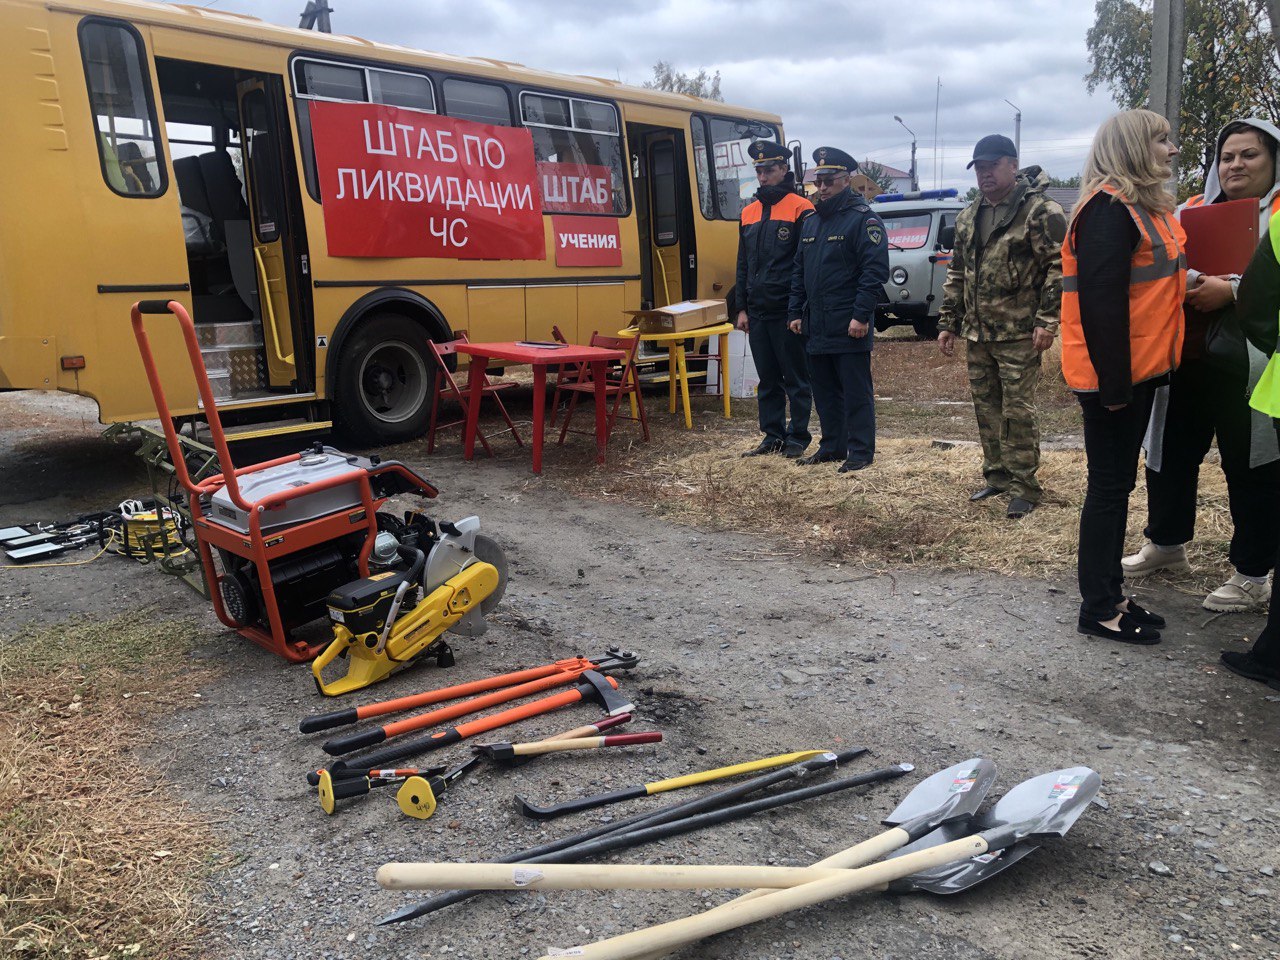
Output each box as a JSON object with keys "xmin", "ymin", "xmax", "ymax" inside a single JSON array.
[
  {"xmin": 622, "ymin": 757, "xmax": 997, "ymax": 960},
  {"xmin": 534, "ymin": 765, "xmax": 1101, "ymax": 960}
]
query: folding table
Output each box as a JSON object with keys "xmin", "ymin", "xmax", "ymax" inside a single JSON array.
[
  {"xmin": 453, "ymin": 341, "xmax": 625, "ymax": 474},
  {"xmin": 616, "ymin": 321, "xmax": 735, "ymax": 428}
]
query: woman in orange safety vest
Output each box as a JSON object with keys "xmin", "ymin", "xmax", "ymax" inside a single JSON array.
[{"xmin": 1060, "ymin": 109, "xmax": 1187, "ymax": 644}]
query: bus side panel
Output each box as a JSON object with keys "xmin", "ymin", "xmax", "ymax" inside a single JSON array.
[
  {"xmin": 466, "ymin": 287, "xmax": 524, "ymax": 343},
  {"xmin": 577, "ymin": 284, "xmax": 626, "ymax": 343},
  {"xmin": 525, "ymin": 286, "xmax": 577, "ymax": 343}
]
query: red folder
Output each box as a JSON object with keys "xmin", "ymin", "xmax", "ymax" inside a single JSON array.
[{"xmin": 1180, "ymin": 196, "xmax": 1260, "ymax": 276}]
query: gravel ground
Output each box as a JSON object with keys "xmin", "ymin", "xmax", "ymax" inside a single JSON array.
[{"xmin": 1, "ymin": 390, "xmax": 1278, "ymax": 960}]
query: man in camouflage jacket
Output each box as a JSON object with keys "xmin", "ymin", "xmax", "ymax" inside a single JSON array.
[{"xmin": 938, "ymin": 135, "xmax": 1066, "ymax": 518}]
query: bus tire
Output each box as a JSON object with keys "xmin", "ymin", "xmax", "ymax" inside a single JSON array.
[{"xmin": 333, "ymin": 312, "xmax": 436, "ymax": 444}]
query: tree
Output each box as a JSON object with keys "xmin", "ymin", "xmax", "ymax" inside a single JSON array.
[
  {"xmin": 964, "ymin": 186, "xmax": 980, "ymax": 203},
  {"xmin": 1046, "ymin": 174, "xmax": 1082, "ymax": 188},
  {"xmin": 644, "ymin": 61, "xmax": 723, "ymax": 101},
  {"xmin": 1085, "ymin": 0, "xmax": 1280, "ymax": 197},
  {"xmin": 860, "ymin": 160, "xmax": 896, "ymax": 193}
]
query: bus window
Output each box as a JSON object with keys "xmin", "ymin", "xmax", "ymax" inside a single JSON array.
[
  {"xmin": 520, "ymin": 92, "xmax": 626, "ymax": 215},
  {"xmin": 243, "ymin": 90, "xmax": 283, "ymax": 243},
  {"xmin": 442, "ymin": 78, "xmax": 512, "ymax": 126},
  {"xmin": 697, "ymin": 116, "xmax": 779, "ymax": 221},
  {"xmin": 291, "ymin": 56, "xmax": 436, "ymax": 199},
  {"xmin": 79, "ymin": 20, "xmax": 165, "ymax": 197},
  {"xmin": 690, "ymin": 118, "xmax": 716, "ymax": 221},
  {"xmin": 651, "ymin": 140, "xmax": 678, "ymax": 247}
]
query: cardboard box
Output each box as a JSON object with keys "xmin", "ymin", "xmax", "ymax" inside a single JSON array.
[{"xmin": 623, "ymin": 299, "xmax": 729, "ymax": 335}]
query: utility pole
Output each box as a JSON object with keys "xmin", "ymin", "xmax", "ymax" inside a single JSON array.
[
  {"xmin": 1003, "ymin": 99, "xmax": 1022, "ymax": 158},
  {"xmin": 299, "ymin": 1, "xmax": 333, "ymax": 32},
  {"xmin": 932, "ymin": 77, "xmax": 941, "ymax": 189},
  {"xmin": 894, "ymin": 115, "xmax": 919, "ymax": 191},
  {"xmin": 1149, "ymin": 0, "xmax": 1186, "ymax": 186}
]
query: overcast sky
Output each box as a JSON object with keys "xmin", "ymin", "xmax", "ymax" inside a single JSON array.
[{"xmin": 184, "ymin": 0, "xmax": 1120, "ymax": 190}]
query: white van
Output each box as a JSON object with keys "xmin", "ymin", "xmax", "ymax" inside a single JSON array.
[{"xmin": 870, "ymin": 189, "xmax": 967, "ymax": 338}]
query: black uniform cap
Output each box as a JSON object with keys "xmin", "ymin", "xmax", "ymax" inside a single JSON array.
[
  {"xmin": 748, "ymin": 140, "xmax": 791, "ymax": 166},
  {"xmin": 812, "ymin": 146, "xmax": 857, "ymax": 176}
]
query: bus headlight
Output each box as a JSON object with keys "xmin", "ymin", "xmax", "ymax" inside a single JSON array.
[{"xmin": 891, "ymin": 266, "xmax": 908, "ymax": 286}]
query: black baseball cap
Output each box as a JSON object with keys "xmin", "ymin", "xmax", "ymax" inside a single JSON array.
[{"xmin": 966, "ymin": 134, "xmax": 1018, "ymax": 169}]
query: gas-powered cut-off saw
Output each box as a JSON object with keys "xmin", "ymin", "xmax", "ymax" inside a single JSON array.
[{"xmin": 130, "ymin": 300, "xmax": 506, "ymax": 697}]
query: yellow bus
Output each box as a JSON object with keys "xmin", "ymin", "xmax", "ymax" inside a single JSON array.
[{"xmin": 0, "ymin": 0, "xmax": 788, "ymax": 442}]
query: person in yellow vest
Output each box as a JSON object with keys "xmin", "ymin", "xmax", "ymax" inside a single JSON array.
[
  {"xmin": 1123, "ymin": 118, "xmax": 1280, "ymax": 612},
  {"xmin": 1060, "ymin": 109, "xmax": 1186, "ymax": 644},
  {"xmin": 1224, "ymin": 208, "xmax": 1280, "ymax": 687}
]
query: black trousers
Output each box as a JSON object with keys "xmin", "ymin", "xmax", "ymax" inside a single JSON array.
[
  {"xmin": 808, "ymin": 351, "xmax": 875, "ymax": 462},
  {"xmin": 747, "ymin": 316, "xmax": 811, "ymax": 447},
  {"xmin": 1077, "ymin": 382, "xmax": 1157, "ymax": 621},
  {"xmin": 1144, "ymin": 359, "xmax": 1280, "ymax": 576},
  {"xmin": 1246, "ymin": 423, "xmax": 1280, "ymax": 669}
]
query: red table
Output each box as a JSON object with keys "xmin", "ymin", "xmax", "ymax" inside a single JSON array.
[{"xmin": 453, "ymin": 341, "xmax": 626, "ymax": 474}]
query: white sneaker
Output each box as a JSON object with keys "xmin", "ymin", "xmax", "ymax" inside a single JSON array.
[
  {"xmin": 1121, "ymin": 541, "xmax": 1190, "ymax": 577},
  {"xmin": 1203, "ymin": 573, "xmax": 1271, "ymax": 612}
]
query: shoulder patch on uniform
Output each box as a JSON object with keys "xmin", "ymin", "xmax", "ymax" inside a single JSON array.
[
  {"xmin": 866, "ymin": 219, "xmax": 884, "ymax": 246},
  {"xmin": 1045, "ymin": 210, "xmax": 1068, "ymax": 244}
]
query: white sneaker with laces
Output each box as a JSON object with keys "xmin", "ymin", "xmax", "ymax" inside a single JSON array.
[
  {"xmin": 1203, "ymin": 573, "xmax": 1271, "ymax": 612},
  {"xmin": 1121, "ymin": 541, "xmax": 1190, "ymax": 577}
]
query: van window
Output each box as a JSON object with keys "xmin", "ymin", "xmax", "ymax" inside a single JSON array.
[
  {"xmin": 882, "ymin": 213, "xmax": 932, "ymax": 249},
  {"xmin": 79, "ymin": 20, "xmax": 166, "ymax": 197},
  {"xmin": 443, "ymin": 78, "xmax": 513, "ymax": 126},
  {"xmin": 521, "ymin": 92, "xmax": 626, "ymax": 215}
]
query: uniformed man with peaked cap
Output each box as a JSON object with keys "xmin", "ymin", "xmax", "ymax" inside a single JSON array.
[
  {"xmin": 735, "ymin": 140, "xmax": 815, "ymax": 457},
  {"xmin": 787, "ymin": 146, "xmax": 890, "ymax": 472}
]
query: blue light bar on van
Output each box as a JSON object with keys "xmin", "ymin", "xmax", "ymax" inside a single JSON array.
[{"xmin": 873, "ymin": 188, "xmax": 960, "ymax": 202}]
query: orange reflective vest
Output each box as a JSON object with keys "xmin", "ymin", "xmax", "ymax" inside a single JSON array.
[
  {"xmin": 1060, "ymin": 185, "xmax": 1187, "ymax": 392},
  {"xmin": 1249, "ymin": 209, "xmax": 1280, "ymax": 417}
]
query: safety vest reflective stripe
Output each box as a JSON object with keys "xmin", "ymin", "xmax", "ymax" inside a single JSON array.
[
  {"xmin": 1059, "ymin": 184, "xmax": 1187, "ymax": 392},
  {"xmin": 1248, "ymin": 209, "xmax": 1280, "ymax": 417}
]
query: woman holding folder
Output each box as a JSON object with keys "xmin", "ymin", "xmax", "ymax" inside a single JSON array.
[
  {"xmin": 1061, "ymin": 109, "xmax": 1187, "ymax": 643},
  {"xmin": 1122, "ymin": 118, "xmax": 1280, "ymax": 612}
]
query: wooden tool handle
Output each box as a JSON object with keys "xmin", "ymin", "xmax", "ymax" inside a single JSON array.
[
  {"xmin": 536, "ymin": 835, "xmax": 990, "ymax": 960},
  {"xmin": 514, "ymin": 732, "xmax": 662, "ymax": 757},
  {"xmin": 376, "ymin": 862, "xmax": 851, "ymax": 892}
]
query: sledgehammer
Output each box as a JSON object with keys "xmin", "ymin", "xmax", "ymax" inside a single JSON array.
[{"xmin": 475, "ymin": 731, "xmax": 662, "ymax": 762}]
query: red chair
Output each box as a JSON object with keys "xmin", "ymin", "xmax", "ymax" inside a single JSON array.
[
  {"xmin": 427, "ymin": 335, "xmax": 523, "ymax": 455},
  {"xmin": 548, "ymin": 324, "xmax": 588, "ymax": 427},
  {"xmin": 556, "ymin": 333, "xmax": 649, "ymax": 445}
]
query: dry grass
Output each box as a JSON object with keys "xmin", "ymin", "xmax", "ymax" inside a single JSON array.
[
  {"xmin": 0, "ymin": 615, "xmax": 218, "ymax": 959},
  {"xmin": 547, "ymin": 339, "xmax": 1235, "ymax": 593}
]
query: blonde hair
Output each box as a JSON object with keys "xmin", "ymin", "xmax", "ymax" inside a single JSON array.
[{"xmin": 1074, "ymin": 109, "xmax": 1176, "ymax": 219}]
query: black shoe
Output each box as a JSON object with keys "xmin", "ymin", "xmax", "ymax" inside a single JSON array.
[
  {"xmin": 782, "ymin": 442, "xmax": 807, "ymax": 459},
  {"xmin": 1077, "ymin": 613, "xmax": 1161, "ymax": 644},
  {"xmin": 1219, "ymin": 650, "xmax": 1280, "ymax": 689},
  {"xmin": 742, "ymin": 440, "xmax": 785, "ymax": 458},
  {"xmin": 838, "ymin": 458, "xmax": 872, "ymax": 473},
  {"xmin": 969, "ymin": 485, "xmax": 1006, "ymax": 502},
  {"xmin": 1007, "ymin": 497, "xmax": 1036, "ymax": 518},
  {"xmin": 796, "ymin": 452, "xmax": 842, "ymax": 466},
  {"xmin": 1118, "ymin": 597, "xmax": 1165, "ymax": 629}
]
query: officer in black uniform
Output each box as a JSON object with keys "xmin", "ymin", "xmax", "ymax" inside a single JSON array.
[
  {"xmin": 735, "ymin": 140, "xmax": 816, "ymax": 457},
  {"xmin": 787, "ymin": 147, "xmax": 890, "ymax": 472}
]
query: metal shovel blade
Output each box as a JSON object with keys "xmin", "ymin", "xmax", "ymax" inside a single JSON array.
[
  {"xmin": 882, "ymin": 757, "xmax": 997, "ymax": 831},
  {"xmin": 895, "ymin": 841, "xmax": 1042, "ymax": 894}
]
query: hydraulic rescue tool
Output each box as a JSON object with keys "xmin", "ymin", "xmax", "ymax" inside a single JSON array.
[{"xmin": 129, "ymin": 300, "xmax": 506, "ymax": 687}]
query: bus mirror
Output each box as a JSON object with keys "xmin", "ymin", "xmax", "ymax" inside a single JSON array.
[{"xmin": 937, "ymin": 224, "xmax": 955, "ymax": 250}]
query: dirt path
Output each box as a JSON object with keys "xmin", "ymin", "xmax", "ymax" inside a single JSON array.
[{"xmin": 1, "ymin": 391, "xmax": 1277, "ymax": 960}]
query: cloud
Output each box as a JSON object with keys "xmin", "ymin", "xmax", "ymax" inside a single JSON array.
[{"xmin": 175, "ymin": 0, "xmax": 1123, "ymax": 185}]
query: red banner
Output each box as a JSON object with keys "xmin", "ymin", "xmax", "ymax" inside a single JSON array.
[
  {"xmin": 552, "ymin": 215, "xmax": 622, "ymax": 267},
  {"xmin": 309, "ymin": 101, "xmax": 545, "ymax": 260},
  {"xmin": 538, "ymin": 162, "xmax": 615, "ymax": 214}
]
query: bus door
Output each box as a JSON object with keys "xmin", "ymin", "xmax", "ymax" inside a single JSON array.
[
  {"xmin": 628, "ymin": 125, "xmax": 697, "ymax": 308},
  {"xmin": 236, "ymin": 77, "xmax": 311, "ymax": 390}
]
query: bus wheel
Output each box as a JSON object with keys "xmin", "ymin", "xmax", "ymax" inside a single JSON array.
[{"xmin": 334, "ymin": 313, "xmax": 435, "ymax": 444}]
